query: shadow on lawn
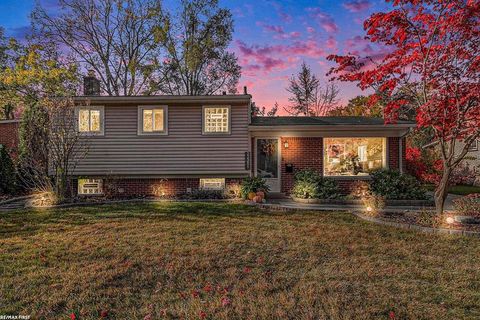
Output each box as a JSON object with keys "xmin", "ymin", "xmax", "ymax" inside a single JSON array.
[{"xmin": 0, "ymin": 202, "xmax": 301, "ymax": 237}]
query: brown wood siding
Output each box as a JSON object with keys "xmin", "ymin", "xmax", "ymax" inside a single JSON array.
[{"xmin": 73, "ymin": 103, "xmax": 250, "ymax": 177}]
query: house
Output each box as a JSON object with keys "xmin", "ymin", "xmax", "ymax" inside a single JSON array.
[
  {"xmin": 424, "ymin": 138, "xmax": 480, "ymax": 186},
  {"xmin": 0, "ymin": 119, "xmax": 20, "ymax": 157},
  {"xmin": 69, "ymin": 77, "xmax": 414, "ymax": 196}
]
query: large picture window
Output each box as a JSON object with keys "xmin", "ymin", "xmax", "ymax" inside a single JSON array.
[
  {"xmin": 203, "ymin": 106, "xmax": 230, "ymax": 134},
  {"xmin": 77, "ymin": 106, "xmax": 104, "ymax": 135},
  {"xmin": 324, "ymin": 138, "xmax": 386, "ymax": 176},
  {"xmin": 138, "ymin": 106, "xmax": 167, "ymax": 135}
]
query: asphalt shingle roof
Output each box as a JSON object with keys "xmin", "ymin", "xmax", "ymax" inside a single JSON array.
[{"xmin": 250, "ymin": 116, "xmax": 415, "ymax": 126}]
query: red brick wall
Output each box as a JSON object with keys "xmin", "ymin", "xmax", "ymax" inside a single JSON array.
[
  {"xmin": 73, "ymin": 178, "xmax": 242, "ymax": 197},
  {"xmin": 280, "ymin": 137, "xmax": 323, "ymax": 194},
  {"xmin": 0, "ymin": 121, "xmax": 20, "ymax": 157},
  {"xmin": 278, "ymin": 136, "xmax": 406, "ymax": 195}
]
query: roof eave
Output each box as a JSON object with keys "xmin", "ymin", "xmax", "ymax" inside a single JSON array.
[
  {"xmin": 74, "ymin": 95, "xmax": 252, "ymax": 105},
  {"xmin": 248, "ymin": 124, "xmax": 415, "ymax": 131}
]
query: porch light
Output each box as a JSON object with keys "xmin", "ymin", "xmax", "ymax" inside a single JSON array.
[
  {"xmin": 366, "ymin": 206, "xmax": 373, "ymax": 212},
  {"xmin": 284, "ymin": 141, "xmax": 289, "ymax": 149}
]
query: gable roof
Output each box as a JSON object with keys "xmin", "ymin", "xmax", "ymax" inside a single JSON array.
[{"xmin": 250, "ymin": 116, "xmax": 415, "ymax": 127}]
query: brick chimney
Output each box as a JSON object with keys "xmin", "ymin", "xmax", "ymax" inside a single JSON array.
[{"xmin": 83, "ymin": 69, "xmax": 100, "ymax": 96}]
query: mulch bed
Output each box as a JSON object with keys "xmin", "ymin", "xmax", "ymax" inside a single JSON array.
[{"xmin": 374, "ymin": 211, "xmax": 480, "ymax": 232}]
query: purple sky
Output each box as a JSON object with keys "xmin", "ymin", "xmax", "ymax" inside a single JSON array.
[{"xmin": 0, "ymin": 0, "xmax": 393, "ymax": 112}]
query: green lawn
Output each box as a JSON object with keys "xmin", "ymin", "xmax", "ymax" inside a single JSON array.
[
  {"xmin": 424, "ymin": 184, "xmax": 480, "ymax": 195},
  {"xmin": 1, "ymin": 202, "xmax": 480, "ymax": 319}
]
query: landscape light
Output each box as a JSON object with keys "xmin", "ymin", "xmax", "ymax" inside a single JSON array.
[{"xmin": 446, "ymin": 217, "xmax": 455, "ymax": 224}]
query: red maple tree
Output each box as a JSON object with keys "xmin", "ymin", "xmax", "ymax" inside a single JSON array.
[{"xmin": 328, "ymin": 0, "xmax": 480, "ymax": 214}]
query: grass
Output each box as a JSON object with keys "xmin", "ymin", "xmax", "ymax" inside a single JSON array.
[
  {"xmin": 424, "ymin": 184, "xmax": 480, "ymax": 195},
  {"xmin": 1, "ymin": 202, "xmax": 480, "ymax": 319}
]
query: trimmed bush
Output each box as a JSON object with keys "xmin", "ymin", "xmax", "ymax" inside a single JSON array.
[
  {"xmin": 292, "ymin": 169, "xmax": 342, "ymax": 199},
  {"xmin": 0, "ymin": 145, "xmax": 17, "ymax": 195},
  {"xmin": 370, "ymin": 169, "xmax": 427, "ymax": 200},
  {"xmin": 240, "ymin": 177, "xmax": 270, "ymax": 199},
  {"xmin": 453, "ymin": 194, "xmax": 480, "ymax": 217}
]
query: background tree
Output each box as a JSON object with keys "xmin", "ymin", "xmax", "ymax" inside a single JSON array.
[
  {"xmin": 328, "ymin": 95, "xmax": 383, "ymax": 117},
  {"xmin": 33, "ymin": 0, "xmax": 162, "ymax": 96},
  {"xmin": 285, "ymin": 62, "xmax": 339, "ymax": 116},
  {"xmin": 251, "ymin": 101, "xmax": 278, "ymax": 117},
  {"xmin": 328, "ymin": 0, "xmax": 480, "ymax": 214},
  {"xmin": 0, "ymin": 144, "xmax": 17, "ymax": 195},
  {"xmin": 153, "ymin": 0, "xmax": 241, "ymax": 95}
]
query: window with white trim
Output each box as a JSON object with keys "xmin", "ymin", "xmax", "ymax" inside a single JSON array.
[
  {"xmin": 77, "ymin": 106, "xmax": 104, "ymax": 134},
  {"xmin": 78, "ymin": 179, "xmax": 103, "ymax": 195},
  {"xmin": 200, "ymin": 178, "xmax": 225, "ymax": 190},
  {"xmin": 468, "ymin": 140, "xmax": 479, "ymax": 152},
  {"xmin": 324, "ymin": 137, "xmax": 386, "ymax": 176},
  {"xmin": 138, "ymin": 106, "xmax": 167, "ymax": 134},
  {"xmin": 203, "ymin": 106, "xmax": 230, "ymax": 134}
]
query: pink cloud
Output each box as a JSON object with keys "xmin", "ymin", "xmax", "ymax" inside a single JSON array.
[
  {"xmin": 307, "ymin": 26, "xmax": 316, "ymax": 34},
  {"xmin": 236, "ymin": 40, "xmax": 326, "ymax": 75},
  {"xmin": 326, "ymin": 36, "xmax": 338, "ymax": 50},
  {"xmin": 307, "ymin": 8, "xmax": 339, "ymax": 33},
  {"xmin": 257, "ymin": 22, "xmax": 301, "ymax": 40},
  {"xmin": 343, "ymin": 0, "xmax": 371, "ymax": 13},
  {"xmin": 271, "ymin": 2, "xmax": 293, "ymax": 23}
]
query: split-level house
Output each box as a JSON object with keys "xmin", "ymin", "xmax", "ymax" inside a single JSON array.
[{"xmin": 69, "ymin": 76, "xmax": 415, "ymax": 197}]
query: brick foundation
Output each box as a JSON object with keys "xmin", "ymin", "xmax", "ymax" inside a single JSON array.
[
  {"xmin": 0, "ymin": 120, "xmax": 20, "ymax": 157},
  {"xmin": 72, "ymin": 177, "xmax": 243, "ymax": 197}
]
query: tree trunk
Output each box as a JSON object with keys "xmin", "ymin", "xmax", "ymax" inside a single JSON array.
[{"xmin": 434, "ymin": 167, "xmax": 451, "ymax": 215}]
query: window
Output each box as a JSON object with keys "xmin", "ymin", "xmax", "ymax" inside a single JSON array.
[
  {"xmin": 77, "ymin": 106, "xmax": 104, "ymax": 135},
  {"xmin": 78, "ymin": 179, "xmax": 103, "ymax": 195},
  {"xmin": 203, "ymin": 106, "xmax": 230, "ymax": 134},
  {"xmin": 324, "ymin": 138, "xmax": 386, "ymax": 176},
  {"xmin": 200, "ymin": 178, "xmax": 225, "ymax": 190},
  {"xmin": 468, "ymin": 140, "xmax": 479, "ymax": 152},
  {"xmin": 138, "ymin": 106, "xmax": 167, "ymax": 135}
]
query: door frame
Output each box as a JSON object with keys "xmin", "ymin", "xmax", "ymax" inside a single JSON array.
[{"xmin": 254, "ymin": 137, "xmax": 281, "ymax": 193}]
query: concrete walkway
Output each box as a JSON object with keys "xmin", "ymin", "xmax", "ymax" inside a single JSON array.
[{"xmin": 0, "ymin": 196, "xmax": 29, "ymax": 212}]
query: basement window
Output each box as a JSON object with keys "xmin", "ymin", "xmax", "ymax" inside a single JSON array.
[
  {"xmin": 200, "ymin": 178, "xmax": 225, "ymax": 190},
  {"xmin": 78, "ymin": 179, "xmax": 103, "ymax": 195}
]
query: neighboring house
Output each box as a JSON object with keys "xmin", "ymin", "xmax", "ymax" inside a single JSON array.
[
  {"xmin": 0, "ymin": 119, "xmax": 20, "ymax": 158},
  {"xmin": 68, "ymin": 77, "xmax": 414, "ymax": 196},
  {"xmin": 424, "ymin": 138, "xmax": 480, "ymax": 186}
]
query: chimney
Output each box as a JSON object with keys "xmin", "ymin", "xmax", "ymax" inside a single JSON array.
[
  {"xmin": 83, "ymin": 69, "xmax": 100, "ymax": 96},
  {"xmin": 222, "ymin": 91, "xmax": 226, "ymax": 95},
  {"xmin": 243, "ymin": 86, "xmax": 248, "ymax": 95}
]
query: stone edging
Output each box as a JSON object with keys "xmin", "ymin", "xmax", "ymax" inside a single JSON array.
[
  {"xmin": 353, "ymin": 212, "xmax": 480, "ymax": 237},
  {"xmin": 291, "ymin": 196, "xmax": 435, "ymax": 207},
  {"xmin": 27, "ymin": 198, "xmax": 244, "ymax": 209},
  {"xmin": 0, "ymin": 195, "xmax": 33, "ymax": 206}
]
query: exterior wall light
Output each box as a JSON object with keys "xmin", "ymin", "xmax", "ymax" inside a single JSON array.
[{"xmin": 284, "ymin": 141, "xmax": 289, "ymax": 149}]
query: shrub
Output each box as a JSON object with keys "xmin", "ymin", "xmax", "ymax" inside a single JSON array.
[
  {"xmin": 370, "ymin": 169, "xmax": 427, "ymax": 200},
  {"xmin": 453, "ymin": 194, "xmax": 480, "ymax": 217},
  {"xmin": 240, "ymin": 177, "xmax": 270, "ymax": 199},
  {"xmin": 349, "ymin": 180, "xmax": 371, "ymax": 199},
  {"xmin": 292, "ymin": 169, "xmax": 342, "ymax": 199},
  {"xmin": 0, "ymin": 145, "xmax": 17, "ymax": 195}
]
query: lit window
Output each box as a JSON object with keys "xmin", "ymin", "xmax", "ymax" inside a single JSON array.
[
  {"xmin": 138, "ymin": 106, "xmax": 167, "ymax": 134},
  {"xmin": 203, "ymin": 106, "xmax": 230, "ymax": 134},
  {"xmin": 200, "ymin": 178, "xmax": 226, "ymax": 190},
  {"xmin": 324, "ymin": 138, "xmax": 386, "ymax": 176},
  {"xmin": 77, "ymin": 106, "xmax": 104, "ymax": 134},
  {"xmin": 78, "ymin": 179, "xmax": 103, "ymax": 195}
]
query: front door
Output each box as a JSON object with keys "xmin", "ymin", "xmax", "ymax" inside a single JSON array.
[{"xmin": 256, "ymin": 138, "xmax": 280, "ymax": 192}]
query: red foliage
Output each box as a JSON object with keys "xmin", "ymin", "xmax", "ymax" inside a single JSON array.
[{"xmin": 327, "ymin": 0, "xmax": 480, "ymax": 138}]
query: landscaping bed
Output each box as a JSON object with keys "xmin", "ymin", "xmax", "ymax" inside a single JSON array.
[{"xmin": 292, "ymin": 196, "xmax": 434, "ymax": 207}]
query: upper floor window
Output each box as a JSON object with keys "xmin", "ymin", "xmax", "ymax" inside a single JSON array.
[
  {"xmin": 203, "ymin": 106, "xmax": 230, "ymax": 134},
  {"xmin": 76, "ymin": 106, "xmax": 104, "ymax": 135},
  {"xmin": 138, "ymin": 106, "xmax": 168, "ymax": 135}
]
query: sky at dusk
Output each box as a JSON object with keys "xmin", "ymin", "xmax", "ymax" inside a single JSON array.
[{"xmin": 0, "ymin": 0, "xmax": 394, "ymax": 112}]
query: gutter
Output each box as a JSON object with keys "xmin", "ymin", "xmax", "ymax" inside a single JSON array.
[
  {"xmin": 74, "ymin": 95, "xmax": 252, "ymax": 105},
  {"xmin": 248, "ymin": 124, "xmax": 416, "ymax": 131}
]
